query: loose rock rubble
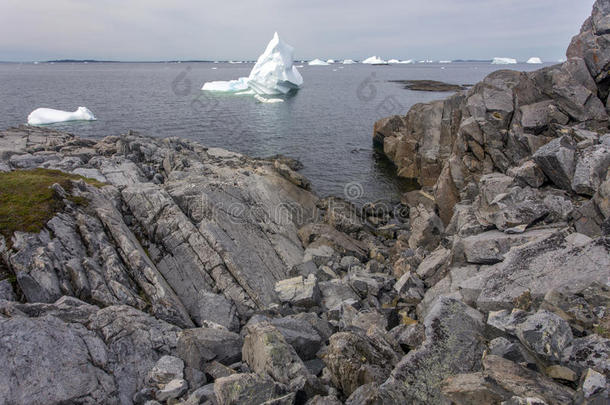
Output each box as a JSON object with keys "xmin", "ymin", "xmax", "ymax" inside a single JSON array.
[{"xmin": 1, "ymin": 2, "xmax": 610, "ymax": 404}]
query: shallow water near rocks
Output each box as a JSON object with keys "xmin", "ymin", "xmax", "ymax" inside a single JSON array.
[{"xmin": 0, "ymin": 61, "xmax": 551, "ymax": 203}]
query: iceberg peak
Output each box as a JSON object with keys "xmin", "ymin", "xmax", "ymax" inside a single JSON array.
[
  {"xmin": 202, "ymin": 32, "xmax": 302, "ymax": 96},
  {"xmin": 526, "ymin": 57, "xmax": 542, "ymax": 64},
  {"xmin": 491, "ymin": 57, "xmax": 517, "ymax": 65}
]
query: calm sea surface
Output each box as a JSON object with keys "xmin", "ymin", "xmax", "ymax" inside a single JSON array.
[{"xmin": 0, "ymin": 61, "xmax": 552, "ymax": 203}]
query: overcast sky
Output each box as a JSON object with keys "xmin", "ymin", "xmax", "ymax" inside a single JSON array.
[{"xmin": 0, "ymin": 0, "xmax": 595, "ymax": 62}]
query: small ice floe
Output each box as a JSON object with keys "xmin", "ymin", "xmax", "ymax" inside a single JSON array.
[
  {"xmin": 254, "ymin": 94, "xmax": 284, "ymax": 103},
  {"xmin": 342, "ymin": 59, "xmax": 356, "ymax": 64},
  {"xmin": 326, "ymin": 59, "xmax": 335, "ymax": 64},
  {"xmin": 527, "ymin": 57, "xmax": 543, "ymax": 64},
  {"xmin": 491, "ymin": 57, "xmax": 517, "ymax": 65},
  {"xmin": 27, "ymin": 107, "xmax": 96, "ymax": 125}
]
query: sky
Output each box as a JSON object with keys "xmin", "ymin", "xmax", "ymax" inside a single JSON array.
[{"xmin": 0, "ymin": 0, "xmax": 595, "ymax": 62}]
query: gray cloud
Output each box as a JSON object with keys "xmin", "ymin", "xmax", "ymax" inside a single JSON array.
[{"xmin": 0, "ymin": 0, "xmax": 594, "ymax": 62}]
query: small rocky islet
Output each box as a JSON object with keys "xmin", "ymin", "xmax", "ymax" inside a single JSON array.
[{"xmin": 1, "ymin": 1, "xmax": 610, "ymax": 405}]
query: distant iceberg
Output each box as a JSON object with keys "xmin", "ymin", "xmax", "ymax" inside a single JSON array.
[
  {"xmin": 388, "ymin": 59, "xmax": 400, "ymax": 64},
  {"xmin": 308, "ymin": 58, "xmax": 330, "ymax": 66},
  {"xmin": 397, "ymin": 59, "xmax": 413, "ymax": 64},
  {"xmin": 202, "ymin": 32, "xmax": 302, "ymax": 95},
  {"xmin": 326, "ymin": 59, "xmax": 335, "ymax": 64},
  {"xmin": 28, "ymin": 107, "xmax": 96, "ymax": 125},
  {"xmin": 362, "ymin": 56, "xmax": 388, "ymax": 65},
  {"xmin": 439, "ymin": 60, "xmax": 452, "ymax": 64},
  {"xmin": 342, "ymin": 59, "xmax": 356, "ymax": 64},
  {"xmin": 491, "ymin": 57, "xmax": 517, "ymax": 65},
  {"xmin": 527, "ymin": 57, "xmax": 542, "ymax": 64}
]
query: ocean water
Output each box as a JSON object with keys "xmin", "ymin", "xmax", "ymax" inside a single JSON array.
[{"xmin": 0, "ymin": 62, "xmax": 552, "ymax": 203}]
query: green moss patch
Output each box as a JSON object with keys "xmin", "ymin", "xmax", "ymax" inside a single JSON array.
[{"xmin": 0, "ymin": 168, "xmax": 104, "ymax": 244}]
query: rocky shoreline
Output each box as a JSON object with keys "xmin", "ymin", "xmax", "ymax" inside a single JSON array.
[{"xmin": 1, "ymin": 1, "xmax": 609, "ymax": 405}]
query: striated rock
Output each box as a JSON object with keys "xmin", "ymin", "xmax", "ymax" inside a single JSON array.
[
  {"xmin": 476, "ymin": 232, "xmax": 609, "ymax": 311},
  {"xmin": 322, "ymin": 331, "xmax": 400, "ymax": 397},
  {"xmin": 318, "ymin": 279, "xmax": 359, "ymax": 310},
  {"xmin": 156, "ymin": 378, "xmax": 188, "ymax": 402},
  {"xmin": 572, "ymin": 143, "xmax": 610, "ymax": 196},
  {"xmin": 214, "ymin": 373, "xmax": 292, "ymax": 405},
  {"xmin": 242, "ymin": 321, "xmax": 324, "ymax": 397},
  {"xmin": 516, "ymin": 310, "xmax": 574, "ymax": 363},
  {"xmin": 275, "ymin": 274, "xmax": 321, "ymax": 308},
  {"xmin": 0, "ymin": 315, "xmax": 119, "ymax": 405},
  {"xmin": 147, "ymin": 355, "xmax": 184, "ymax": 387},
  {"xmin": 408, "ymin": 204, "xmax": 444, "ymax": 251},
  {"xmin": 442, "ymin": 355, "xmax": 575, "ymax": 405},
  {"xmin": 194, "ymin": 292, "xmax": 240, "ymax": 332},
  {"xmin": 176, "ymin": 327, "xmax": 243, "ymax": 368},
  {"xmin": 384, "ymin": 297, "xmax": 486, "ymax": 403}
]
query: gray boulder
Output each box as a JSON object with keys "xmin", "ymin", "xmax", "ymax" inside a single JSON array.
[
  {"xmin": 572, "ymin": 143, "xmax": 610, "ymax": 196},
  {"xmin": 274, "ymin": 274, "xmax": 321, "ymax": 308},
  {"xmin": 194, "ymin": 292, "xmax": 240, "ymax": 332},
  {"xmin": 147, "ymin": 355, "xmax": 184, "ymax": 387},
  {"xmin": 214, "ymin": 373, "xmax": 292, "ymax": 405},
  {"xmin": 383, "ymin": 297, "xmax": 486, "ymax": 403},
  {"xmin": 533, "ymin": 136, "xmax": 576, "ymax": 191},
  {"xmin": 516, "ymin": 310, "xmax": 574, "ymax": 362},
  {"xmin": 176, "ymin": 327, "xmax": 243, "ymax": 368}
]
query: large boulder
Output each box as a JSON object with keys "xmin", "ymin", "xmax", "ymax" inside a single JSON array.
[{"xmin": 383, "ymin": 297, "xmax": 486, "ymax": 403}]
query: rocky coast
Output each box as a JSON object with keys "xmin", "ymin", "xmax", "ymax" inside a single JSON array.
[{"xmin": 1, "ymin": 1, "xmax": 610, "ymax": 405}]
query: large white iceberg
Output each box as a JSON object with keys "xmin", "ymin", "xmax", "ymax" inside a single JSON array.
[
  {"xmin": 362, "ymin": 56, "xmax": 388, "ymax": 65},
  {"xmin": 309, "ymin": 58, "xmax": 329, "ymax": 66},
  {"xmin": 388, "ymin": 59, "xmax": 400, "ymax": 64},
  {"xmin": 342, "ymin": 59, "xmax": 356, "ymax": 64},
  {"xmin": 201, "ymin": 32, "xmax": 302, "ymax": 95},
  {"xmin": 491, "ymin": 57, "xmax": 517, "ymax": 65},
  {"xmin": 326, "ymin": 59, "xmax": 335, "ymax": 64},
  {"xmin": 247, "ymin": 32, "xmax": 303, "ymax": 95},
  {"xmin": 28, "ymin": 107, "xmax": 96, "ymax": 125},
  {"xmin": 527, "ymin": 57, "xmax": 542, "ymax": 64}
]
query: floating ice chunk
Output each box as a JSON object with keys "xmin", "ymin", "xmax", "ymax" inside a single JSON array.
[
  {"xmin": 388, "ymin": 59, "xmax": 400, "ymax": 64},
  {"xmin": 309, "ymin": 58, "xmax": 329, "ymax": 66},
  {"xmin": 362, "ymin": 56, "xmax": 388, "ymax": 65},
  {"xmin": 439, "ymin": 60, "xmax": 452, "ymax": 64},
  {"xmin": 397, "ymin": 59, "xmax": 413, "ymax": 64},
  {"xmin": 202, "ymin": 32, "xmax": 302, "ymax": 95},
  {"xmin": 202, "ymin": 77, "xmax": 249, "ymax": 92},
  {"xmin": 342, "ymin": 59, "xmax": 356, "ymax": 64},
  {"xmin": 527, "ymin": 57, "xmax": 542, "ymax": 64},
  {"xmin": 235, "ymin": 89, "xmax": 256, "ymax": 95},
  {"xmin": 247, "ymin": 32, "xmax": 303, "ymax": 95},
  {"xmin": 28, "ymin": 107, "xmax": 96, "ymax": 125},
  {"xmin": 254, "ymin": 94, "xmax": 284, "ymax": 103},
  {"xmin": 326, "ymin": 59, "xmax": 335, "ymax": 64},
  {"xmin": 491, "ymin": 57, "xmax": 517, "ymax": 65}
]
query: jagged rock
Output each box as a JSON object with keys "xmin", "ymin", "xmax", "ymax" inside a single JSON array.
[
  {"xmin": 532, "ymin": 136, "xmax": 576, "ymax": 191},
  {"xmin": 245, "ymin": 314, "xmax": 325, "ymax": 361},
  {"xmin": 0, "ymin": 314, "xmax": 119, "ymax": 405},
  {"xmin": 176, "ymin": 327, "xmax": 243, "ymax": 368},
  {"xmin": 476, "ymin": 232, "xmax": 609, "ymax": 311},
  {"xmin": 507, "ymin": 160, "xmax": 546, "ymax": 188},
  {"xmin": 321, "ymin": 331, "xmax": 400, "ymax": 397},
  {"xmin": 516, "ymin": 310, "xmax": 574, "ymax": 362},
  {"xmin": 487, "ymin": 309, "xmax": 529, "ymax": 335},
  {"xmin": 541, "ymin": 286, "xmax": 606, "ymax": 332},
  {"xmin": 561, "ymin": 334, "xmax": 610, "ymax": 375},
  {"xmin": 578, "ymin": 368, "xmax": 608, "ymax": 400},
  {"xmin": 393, "ymin": 271, "xmax": 425, "ymax": 304},
  {"xmin": 156, "ymin": 378, "xmax": 188, "ymax": 402},
  {"xmin": 214, "ymin": 373, "xmax": 292, "ymax": 405},
  {"xmin": 408, "ymin": 204, "xmax": 444, "ymax": 251},
  {"xmin": 383, "ymin": 297, "xmax": 486, "ymax": 403},
  {"xmin": 318, "ymin": 279, "xmax": 359, "ymax": 310},
  {"xmin": 147, "ymin": 355, "xmax": 185, "ymax": 387},
  {"xmin": 298, "ymin": 223, "xmax": 367, "ymax": 259},
  {"xmin": 275, "ymin": 274, "xmax": 321, "ymax": 308},
  {"xmin": 442, "ymin": 355, "xmax": 575, "ymax": 405},
  {"xmin": 488, "ymin": 337, "xmax": 535, "ymax": 366},
  {"xmin": 389, "ymin": 323, "xmax": 425, "ymax": 350},
  {"xmin": 344, "ymin": 382, "xmax": 408, "ymax": 405},
  {"xmin": 572, "ymin": 143, "xmax": 610, "ymax": 196},
  {"xmin": 595, "ymin": 170, "xmax": 610, "ymax": 218},
  {"xmin": 194, "ymin": 292, "xmax": 240, "ymax": 332},
  {"xmin": 454, "ymin": 228, "xmax": 557, "ymax": 264},
  {"xmin": 305, "ymin": 395, "xmax": 343, "ymax": 405},
  {"xmin": 0, "ymin": 279, "xmax": 16, "ymax": 301},
  {"xmin": 545, "ymin": 365, "xmax": 577, "ymax": 382},
  {"xmin": 415, "ymin": 246, "xmax": 450, "ymax": 286},
  {"xmin": 242, "ymin": 321, "xmax": 324, "ymax": 397}
]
